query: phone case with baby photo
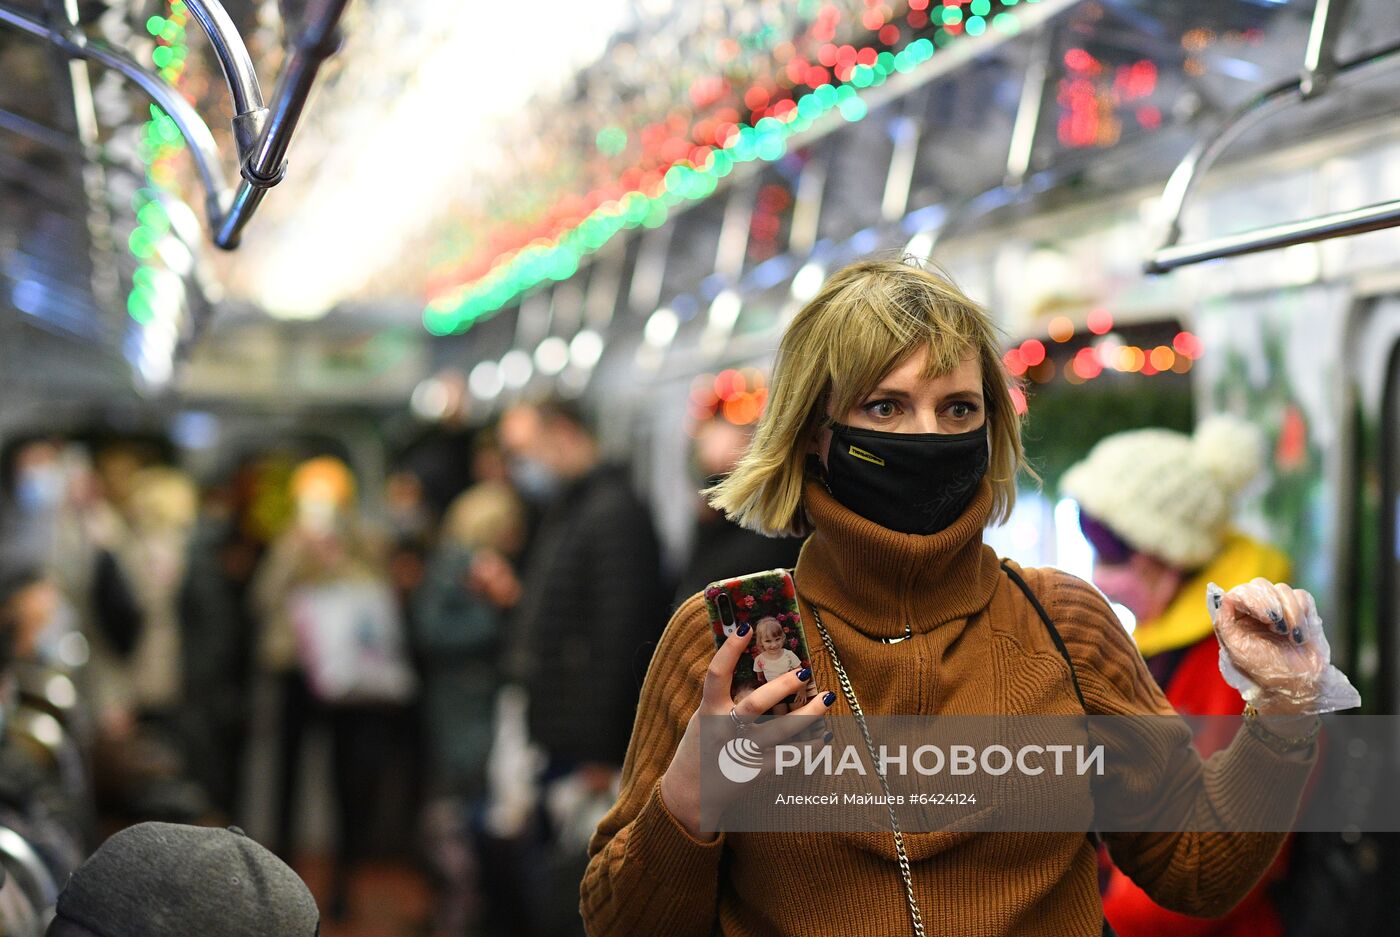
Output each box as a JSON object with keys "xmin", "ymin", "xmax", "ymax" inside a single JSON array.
[{"xmin": 703, "ymin": 569, "xmax": 819, "ymax": 716}]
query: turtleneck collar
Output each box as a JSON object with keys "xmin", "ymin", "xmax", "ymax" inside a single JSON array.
[{"xmin": 794, "ymin": 474, "xmax": 1002, "ymax": 640}]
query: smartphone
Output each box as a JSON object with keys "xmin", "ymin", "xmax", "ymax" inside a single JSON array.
[{"xmin": 703, "ymin": 569, "xmax": 820, "ymax": 717}]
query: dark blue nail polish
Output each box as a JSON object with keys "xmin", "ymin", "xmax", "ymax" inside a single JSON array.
[
  {"xmin": 796, "ymin": 667, "xmax": 811, "ymax": 681},
  {"xmin": 822, "ymin": 691, "xmax": 836, "ymax": 706},
  {"xmin": 736, "ymin": 623, "xmax": 749, "ymax": 637},
  {"xmin": 1292, "ymin": 627, "xmax": 1304, "ymax": 644},
  {"xmin": 822, "ymin": 730, "xmax": 834, "ymax": 744}
]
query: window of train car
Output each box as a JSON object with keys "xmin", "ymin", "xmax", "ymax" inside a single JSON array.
[{"xmin": 1028, "ymin": 0, "xmax": 1312, "ymax": 189}]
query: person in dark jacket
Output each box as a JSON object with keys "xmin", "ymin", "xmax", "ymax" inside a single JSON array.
[
  {"xmin": 497, "ymin": 400, "xmax": 669, "ymax": 769},
  {"xmin": 495, "ymin": 399, "xmax": 669, "ymax": 937}
]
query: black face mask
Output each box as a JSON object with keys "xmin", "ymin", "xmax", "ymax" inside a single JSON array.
[{"xmin": 821, "ymin": 422, "xmax": 989, "ymax": 535}]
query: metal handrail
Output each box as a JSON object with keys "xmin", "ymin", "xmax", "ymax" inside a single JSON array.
[
  {"xmin": 216, "ymin": 0, "xmax": 349, "ymax": 248},
  {"xmin": 1148, "ymin": 198, "xmax": 1400, "ymax": 272},
  {"xmin": 1145, "ymin": 22, "xmax": 1400, "ymax": 272},
  {"xmin": 0, "ymin": 0, "xmax": 349, "ymax": 250},
  {"xmin": 182, "ymin": 0, "xmax": 268, "ymax": 158}
]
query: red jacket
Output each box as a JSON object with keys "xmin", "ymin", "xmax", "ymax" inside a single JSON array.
[{"xmin": 1102, "ymin": 635, "xmax": 1290, "ymax": 937}]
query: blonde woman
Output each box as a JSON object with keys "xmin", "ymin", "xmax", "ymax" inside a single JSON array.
[
  {"xmin": 580, "ymin": 257, "xmax": 1356, "ymax": 937},
  {"xmin": 414, "ymin": 480, "xmax": 526, "ymax": 937}
]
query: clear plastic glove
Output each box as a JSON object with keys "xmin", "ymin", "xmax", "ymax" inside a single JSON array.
[{"xmin": 1208, "ymin": 577, "xmax": 1361, "ymax": 715}]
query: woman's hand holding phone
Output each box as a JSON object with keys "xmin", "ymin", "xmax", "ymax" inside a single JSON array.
[{"xmin": 658, "ymin": 622, "xmax": 835, "ymax": 841}]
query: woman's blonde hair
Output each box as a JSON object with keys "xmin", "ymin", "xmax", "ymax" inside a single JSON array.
[
  {"xmin": 707, "ymin": 256, "xmax": 1031, "ymax": 537},
  {"xmin": 443, "ymin": 480, "xmax": 526, "ymax": 552},
  {"xmin": 127, "ymin": 466, "xmax": 198, "ymax": 533}
]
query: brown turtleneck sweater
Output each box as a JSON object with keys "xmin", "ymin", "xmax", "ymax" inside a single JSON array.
[{"xmin": 581, "ymin": 478, "xmax": 1315, "ymax": 936}]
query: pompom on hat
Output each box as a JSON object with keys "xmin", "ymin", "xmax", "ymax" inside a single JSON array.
[{"xmin": 1060, "ymin": 415, "xmax": 1266, "ymax": 570}]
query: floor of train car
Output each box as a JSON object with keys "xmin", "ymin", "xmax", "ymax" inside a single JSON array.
[{"xmin": 296, "ymin": 855, "xmax": 432, "ymax": 937}]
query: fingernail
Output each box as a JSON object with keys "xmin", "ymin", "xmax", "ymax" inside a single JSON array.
[
  {"xmin": 736, "ymin": 623, "xmax": 750, "ymax": 636},
  {"xmin": 1274, "ymin": 619, "xmax": 1289, "ymax": 635},
  {"xmin": 1292, "ymin": 627, "xmax": 1304, "ymax": 644},
  {"xmin": 822, "ymin": 691, "xmax": 837, "ymax": 706},
  {"xmin": 822, "ymin": 730, "xmax": 834, "ymax": 743},
  {"xmin": 1268, "ymin": 608, "xmax": 1283, "ymax": 624},
  {"xmin": 796, "ymin": 667, "xmax": 811, "ymax": 681}
]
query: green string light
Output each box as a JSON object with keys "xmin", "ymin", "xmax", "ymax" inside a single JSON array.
[
  {"xmin": 424, "ymin": 3, "xmax": 1027, "ymax": 334},
  {"xmin": 127, "ymin": 0, "xmax": 190, "ymax": 327},
  {"xmin": 595, "ymin": 126, "xmax": 628, "ymax": 155}
]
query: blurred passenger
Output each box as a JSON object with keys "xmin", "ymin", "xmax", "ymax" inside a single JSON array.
[
  {"xmin": 177, "ymin": 471, "xmax": 263, "ymax": 818},
  {"xmin": 413, "ymin": 480, "xmax": 526, "ymax": 937},
  {"xmin": 397, "ymin": 372, "xmax": 479, "ymax": 521},
  {"xmin": 91, "ymin": 439, "xmax": 164, "ymax": 518},
  {"xmin": 0, "ymin": 564, "xmax": 89, "ymax": 895},
  {"xmin": 386, "ymin": 467, "xmax": 435, "ymax": 552},
  {"xmin": 1062, "ymin": 415, "xmax": 1292, "ymax": 937},
  {"xmin": 252, "ymin": 455, "xmax": 410, "ymax": 920},
  {"xmin": 45, "ymin": 822, "xmax": 318, "ymax": 937},
  {"xmin": 0, "ymin": 566, "xmax": 72, "ymax": 665},
  {"xmin": 1, "ymin": 439, "xmax": 141, "ymax": 736},
  {"xmin": 1, "ymin": 441, "xmax": 98, "ymax": 636},
  {"xmin": 102, "ymin": 467, "xmax": 198, "ymax": 731},
  {"xmin": 83, "ymin": 466, "xmax": 215, "ymax": 825},
  {"xmin": 673, "ymin": 416, "xmax": 804, "ymax": 608},
  {"xmin": 0, "ymin": 437, "xmax": 70, "ymax": 566},
  {"xmin": 384, "ymin": 465, "xmax": 434, "ymax": 637},
  {"xmin": 471, "ymin": 434, "xmax": 539, "ymax": 550},
  {"xmin": 382, "ymin": 464, "xmax": 435, "ymax": 847},
  {"xmin": 496, "ymin": 399, "xmax": 668, "ymax": 936}
]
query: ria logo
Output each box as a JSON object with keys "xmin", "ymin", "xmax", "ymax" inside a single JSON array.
[{"xmin": 717, "ymin": 737, "xmax": 764, "ymax": 783}]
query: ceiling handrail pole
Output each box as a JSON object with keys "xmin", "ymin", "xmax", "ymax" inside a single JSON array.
[{"xmin": 212, "ymin": 0, "xmax": 351, "ymax": 249}]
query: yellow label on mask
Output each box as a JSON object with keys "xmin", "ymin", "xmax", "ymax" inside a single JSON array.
[{"xmin": 848, "ymin": 445, "xmax": 885, "ymax": 466}]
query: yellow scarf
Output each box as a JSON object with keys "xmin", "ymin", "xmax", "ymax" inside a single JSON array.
[{"xmin": 1131, "ymin": 532, "xmax": 1292, "ymax": 659}]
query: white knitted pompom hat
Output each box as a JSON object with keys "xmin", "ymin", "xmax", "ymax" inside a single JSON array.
[{"xmin": 1059, "ymin": 415, "xmax": 1265, "ymax": 570}]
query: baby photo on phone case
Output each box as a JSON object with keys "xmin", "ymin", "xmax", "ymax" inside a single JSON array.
[{"xmin": 704, "ymin": 570, "xmax": 817, "ymax": 715}]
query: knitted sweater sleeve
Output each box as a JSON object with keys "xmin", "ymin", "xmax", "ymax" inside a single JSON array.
[
  {"xmin": 1045, "ymin": 572, "xmax": 1316, "ymax": 919},
  {"xmin": 580, "ymin": 593, "xmax": 726, "ymax": 936}
]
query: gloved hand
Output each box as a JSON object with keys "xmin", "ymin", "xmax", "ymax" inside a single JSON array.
[{"xmin": 1207, "ymin": 577, "xmax": 1361, "ymax": 716}]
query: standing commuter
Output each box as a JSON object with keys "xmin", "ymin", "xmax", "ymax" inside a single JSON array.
[{"xmin": 496, "ymin": 399, "xmax": 669, "ymax": 936}]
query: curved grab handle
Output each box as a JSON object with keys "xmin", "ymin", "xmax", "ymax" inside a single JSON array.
[
  {"xmin": 1145, "ymin": 33, "xmax": 1400, "ymax": 274},
  {"xmin": 0, "ymin": 3, "xmax": 232, "ymax": 223}
]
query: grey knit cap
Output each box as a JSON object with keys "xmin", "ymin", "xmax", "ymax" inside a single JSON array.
[{"xmin": 47, "ymin": 823, "xmax": 319, "ymax": 937}]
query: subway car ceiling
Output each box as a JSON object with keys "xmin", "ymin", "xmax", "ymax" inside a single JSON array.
[{"xmin": 4, "ymin": 0, "xmax": 1400, "ymax": 419}]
